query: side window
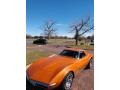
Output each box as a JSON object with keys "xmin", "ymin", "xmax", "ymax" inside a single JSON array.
[{"xmin": 79, "ymin": 51, "xmax": 86, "ymax": 58}]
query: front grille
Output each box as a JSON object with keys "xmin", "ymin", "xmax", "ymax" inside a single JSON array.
[{"xmin": 29, "ymin": 80, "xmax": 49, "ymax": 89}]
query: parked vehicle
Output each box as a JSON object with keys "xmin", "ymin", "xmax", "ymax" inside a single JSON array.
[{"xmin": 33, "ymin": 38, "xmax": 47, "ymax": 45}]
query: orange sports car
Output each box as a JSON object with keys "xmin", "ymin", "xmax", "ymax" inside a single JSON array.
[{"xmin": 26, "ymin": 48, "xmax": 93, "ymax": 90}]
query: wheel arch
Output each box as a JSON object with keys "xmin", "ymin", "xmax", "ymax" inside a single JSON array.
[{"xmin": 49, "ymin": 68, "xmax": 75, "ymax": 87}]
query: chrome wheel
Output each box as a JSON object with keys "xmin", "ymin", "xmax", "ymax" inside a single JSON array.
[{"xmin": 64, "ymin": 73, "xmax": 73, "ymax": 90}]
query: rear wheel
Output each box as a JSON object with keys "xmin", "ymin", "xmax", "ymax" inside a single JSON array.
[
  {"xmin": 85, "ymin": 58, "xmax": 93, "ymax": 69},
  {"xmin": 61, "ymin": 72, "xmax": 74, "ymax": 90}
]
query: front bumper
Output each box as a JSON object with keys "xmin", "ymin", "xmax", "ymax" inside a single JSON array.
[
  {"xmin": 27, "ymin": 78, "xmax": 56, "ymax": 90},
  {"xmin": 26, "ymin": 72, "xmax": 56, "ymax": 89},
  {"xmin": 29, "ymin": 79, "xmax": 49, "ymax": 88}
]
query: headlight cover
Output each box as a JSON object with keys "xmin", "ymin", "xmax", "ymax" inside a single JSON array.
[{"xmin": 49, "ymin": 83, "xmax": 56, "ymax": 86}]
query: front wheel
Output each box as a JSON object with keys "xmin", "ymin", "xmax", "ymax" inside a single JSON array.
[{"xmin": 61, "ymin": 72, "xmax": 74, "ymax": 90}]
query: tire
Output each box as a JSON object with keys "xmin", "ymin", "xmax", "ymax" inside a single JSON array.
[
  {"xmin": 85, "ymin": 58, "xmax": 93, "ymax": 69},
  {"xmin": 61, "ymin": 72, "xmax": 74, "ymax": 90}
]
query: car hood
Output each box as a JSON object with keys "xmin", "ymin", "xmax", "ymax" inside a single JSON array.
[{"xmin": 27, "ymin": 55, "xmax": 75, "ymax": 84}]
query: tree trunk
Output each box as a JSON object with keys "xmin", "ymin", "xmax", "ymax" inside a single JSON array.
[
  {"xmin": 75, "ymin": 38, "xmax": 78, "ymax": 45},
  {"xmin": 48, "ymin": 35, "xmax": 50, "ymax": 39},
  {"xmin": 75, "ymin": 30, "xmax": 79, "ymax": 45}
]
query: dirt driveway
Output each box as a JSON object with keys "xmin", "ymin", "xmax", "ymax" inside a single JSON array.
[{"xmin": 26, "ymin": 39, "xmax": 94, "ymax": 90}]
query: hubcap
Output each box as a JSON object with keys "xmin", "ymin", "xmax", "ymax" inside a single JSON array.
[
  {"xmin": 64, "ymin": 73, "xmax": 73, "ymax": 90},
  {"xmin": 66, "ymin": 82, "xmax": 71, "ymax": 88}
]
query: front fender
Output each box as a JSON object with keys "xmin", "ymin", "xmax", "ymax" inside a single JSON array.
[{"xmin": 49, "ymin": 66, "xmax": 74, "ymax": 87}]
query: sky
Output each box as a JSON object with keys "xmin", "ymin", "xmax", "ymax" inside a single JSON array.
[{"xmin": 26, "ymin": 0, "xmax": 94, "ymax": 37}]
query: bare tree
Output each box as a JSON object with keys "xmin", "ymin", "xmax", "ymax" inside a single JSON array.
[
  {"xmin": 70, "ymin": 17, "xmax": 94, "ymax": 45},
  {"xmin": 43, "ymin": 20, "xmax": 57, "ymax": 39}
]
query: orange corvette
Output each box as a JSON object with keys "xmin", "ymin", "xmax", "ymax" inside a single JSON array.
[{"xmin": 26, "ymin": 48, "xmax": 93, "ymax": 90}]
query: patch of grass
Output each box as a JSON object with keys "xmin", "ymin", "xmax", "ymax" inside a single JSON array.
[{"xmin": 26, "ymin": 50, "xmax": 50, "ymax": 65}]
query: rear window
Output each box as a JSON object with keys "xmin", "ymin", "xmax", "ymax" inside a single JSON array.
[{"xmin": 79, "ymin": 51, "xmax": 86, "ymax": 58}]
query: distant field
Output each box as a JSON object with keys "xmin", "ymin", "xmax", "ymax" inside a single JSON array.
[
  {"xmin": 26, "ymin": 39, "xmax": 94, "ymax": 65},
  {"xmin": 49, "ymin": 39, "xmax": 93, "ymax": 49},
  {"xmin": 26, "ymin": 39, "xmax": 94, "ymax": 49}
]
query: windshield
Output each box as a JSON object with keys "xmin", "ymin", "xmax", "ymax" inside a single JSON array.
[{"xmin": 59, "ymin": 50, "xmax": 79, "ymax": 58}]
